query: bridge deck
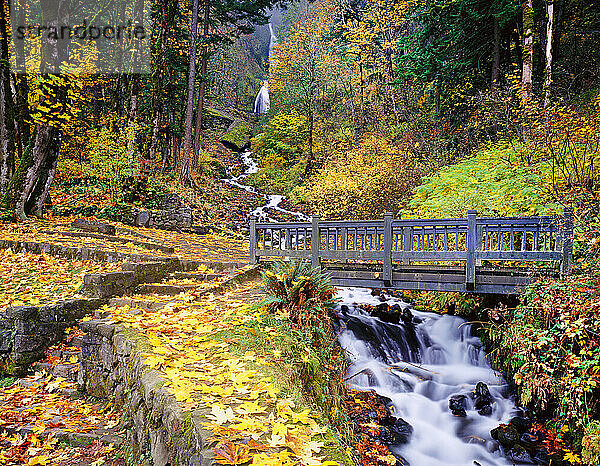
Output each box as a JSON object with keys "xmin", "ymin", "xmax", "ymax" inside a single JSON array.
[{"xmin": 249, "ymin": 209, "xmax": 574, "ymax": 294}]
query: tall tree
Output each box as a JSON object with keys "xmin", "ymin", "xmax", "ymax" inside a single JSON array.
[
  {"xmin": 544, "ymin": 0, "xmax": 554, "ymax": 107},
  {"xmin": 0, "ymin": 0, "xmax": 15, "ymax": 192},
  {"xmin": 1, "ymin": 0, "xmax": 71, "ymax": 219},
  {"xmin": 522, "ymin": 0, "xmax": 534, "ymax": 102},
  {"xmin": 181, "ymin": 0, "xmax": 201, "ymax": 185}
]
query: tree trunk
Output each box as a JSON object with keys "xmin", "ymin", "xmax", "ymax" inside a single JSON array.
[
  {"xmin": 492, "ymin": 17, "xmax": 501, "ymax": 95},
  {"xmin": 304, "ymin": 107, "xmax": 314, "ymax": 178},
  {"xmin": 544, "ymin": 0, "xmax": 554, "ymax": 107},
  {"xmin": 0, "ymin": 1, "xmax": 15, "ymax": 193},
  {"xmin": 193, "ymin": 0, "xmax": 210, "ymax": 170},
  {"xmin": 181, "ymin": 0, "xmax": 200, "ymax": 185},
  {"xmin": 127, "ymin": 75, "xmax": 139, "ymax": 167},
  {"xmin": 2, "ymin": 0, "xmax": 70, "ymax": 220},
  {"xmin": 522, "ymin": 0, "xmax": 534, "ymax": 102}
]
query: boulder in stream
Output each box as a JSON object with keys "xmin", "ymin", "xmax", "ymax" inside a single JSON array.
[
  {"xmin": 474, "ymin": 381, "xmax": 493, "ymax": 415},
  {"xmin": 449, "ymin": 394, "xmax": 468, "ymax": 417}
]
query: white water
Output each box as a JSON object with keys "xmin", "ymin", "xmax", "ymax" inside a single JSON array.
[
  {"xmin": 222, "ymin": 150, "xmax": 308, "ymax": 222},
  {"xmin": 337, "ymin": 287, "xmax": 519, "ymax": 466},
  {"xmin": 254, "ymin": 83, "xmax": 270, "ymax": 115},
  {"xmin": 268, "ymin": 23, "xmax": 278, "ymax": 62},
  {"xmin": 254, "ymin": 22, "xmax": 277, "ymax": 115}
]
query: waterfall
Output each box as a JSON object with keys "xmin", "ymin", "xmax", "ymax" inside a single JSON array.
[
  {"xmin": 337, "ymin": 287, "xmax": 521, "ymax": 466},
  {"xmin": 254, "ymin": 82, "xmax": 270, "ymax": 115},
  {"xmin": 268, "ymin": 23, "xmax": 278, "ymax": 62}
]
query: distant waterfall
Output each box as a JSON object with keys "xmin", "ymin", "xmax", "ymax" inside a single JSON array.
[
  {"xmin": 254, "ymin": 82, "xmax": 270, "ymax": 115},
  {"xmin": 268, "ymin": 23, "xmax": 278, "ymax": 62},
  {"xmin": 254, "ymin": 22, "xmax": 277, "ymax": 115}
]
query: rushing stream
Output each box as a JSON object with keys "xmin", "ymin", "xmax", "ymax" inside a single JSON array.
[
  {"xmin": 336, "ymin": 287, "xmax": 520, "ymax": 466},
  {"xmin": 222, "ymin": 150, "xmax": 308, "ymax": 222}
]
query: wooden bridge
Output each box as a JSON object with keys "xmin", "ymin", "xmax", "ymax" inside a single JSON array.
[{"xmin": 249, "ymin": 209, "xmax": 574, "ymax": 294}]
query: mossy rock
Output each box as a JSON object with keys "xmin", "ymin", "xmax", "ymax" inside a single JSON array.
[
  {"xmin": 203, "ymin": 107, "xmax": 235, "ymax": 132},
  {"xmin": 221, "ymin": 121, "xmax": 252, "ymax": 152}
]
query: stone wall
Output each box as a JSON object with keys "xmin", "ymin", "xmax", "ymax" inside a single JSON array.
[
  {"xmin": 0, "ymin": 299, "xmax": 105, "ymax": 376},
  {"xmin": 133, "ymin": 207, "xmax": 194, "ymax": 231},
  {"xmin": 78, "ymin": 318, "xmax": 212, "ymax": 466}
]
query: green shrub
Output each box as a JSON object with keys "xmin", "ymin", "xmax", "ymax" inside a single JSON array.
[
  {"xmin": 87, "ymin": 125, "xmax": 140, "ymax": 204},
  {"xmin": 256, "ymin": 261, "xmax": 348, "ymax": 431},
  {"xmin": 302, "ymin": 133, "xmax": 421, "ymax": 219}
]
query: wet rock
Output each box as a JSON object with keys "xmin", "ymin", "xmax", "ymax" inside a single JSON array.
[
  {"xmin": 491, "ymin": 425, "xmax": 520, "ymax": 448},
  {"xmin": 371, "ymin": 289, "xmax": 382, "ymax": 296},
  {"xmin": 381, "ymin": 417, "xmax": 413, "ymax": 445},
  {"xmin": 531, "ymin": 449, "xmax": 550, "ymax": 465},
  {"xmin": 510, "ymin": 416, "xmax": 532, "ymax": 433},
  {"xmin": 378, "ymin": 295, "xmax": 388, "ymax": 302},
  {"xmin": 400, "ymin": 308, "xmax": 414, "ymax": 325},
  {"xmin": 474, "ymin": 382, "xmax": 493, "ymax": 415},
  {"xmin": 393, "ymin": 454, "xmax": 410, "ymax": 466},
  {"xmin": 372, "ymin": 303, "xmax": 400, "ymax": 325},
  {"xmin": 519, "ymin": 432, "xmax": 538, "ymax": 448},
  {"xmin": 449, "ymin": 395, "xmax": 468, "ymax": 417},
  {"xmin": 507, "ymin": 445, "xmax": 535, "ymax": 464}
]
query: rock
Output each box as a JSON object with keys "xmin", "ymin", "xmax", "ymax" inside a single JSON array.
[
  {"xmin": 519, "ymin": 432, "xmax": 538, "ymax": 448},
  {"xmin": 381, "ymin": 417, "xmax": 413, "ymax": 445},
  {"xmin": 220, "ymin": 120, "xmax": 252, "ymax": 151},
  {"xmin": 510, "ymin": 416, "xmax": 532, "ymax": 433},
  {"xmin": 372, "ymin": 303, "xmax": 401, "ymax": 325},
  {"xmin": 449, "ymin": 395, "xmax": 468, "ymax": 417},
  {"xmin": 531, "ymin": 449, "xmax": 550, "ymax": 465},
  {"xmin": 393, "ymin": 454, "xmax": 410, "ymax": 466},
  {"xmin": 491, "ymin": 425, "xmax": 520, "ymax": 448},
  {"xmin": 71, "ymin": 219, "xmax": 116, "ymax": 236},
  {"xmin": 135, "ymin": 211, "xmax": 150, "ymax": 227},
  {"xmin": 507, "ymin": 445, "xmax": 535, "ymax": 464},
  {"xmin": 478, "ymin": 405, "xmax": 492, "ymax": 416},
  {"xmin": 474, "ymin": 382, "xmax": 493, "ymax": 415},
  {"xmin": 400, "ymin": 308, "xmax": 414, "ymax": 325}
]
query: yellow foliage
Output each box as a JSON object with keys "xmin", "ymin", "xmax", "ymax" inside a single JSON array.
[{"xmin": 303, "ymin": 134, "xmax": 420, "ymax": 219}]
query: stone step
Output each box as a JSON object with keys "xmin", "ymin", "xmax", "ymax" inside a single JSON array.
[
  {"xmin": 170, "ymin": 272, "xmax": 222, "ymax": 281},
  {"xmin": 71, "ymin": 336, "xmax": 84, "ymax": 349},
  {"xmin": 136, "ymin": 283, "xmax": 201, "ymax": 296},
  {"xmin": 107, "ymin": 297, "xmax": 167, "ymax": 310},
  {"xmin": 32, "ymin": 362, "xmax": 79, "ymax": 382},
  {"xmin": 16, "ymin": 376, "xmax": 80, "ymax": 398}
]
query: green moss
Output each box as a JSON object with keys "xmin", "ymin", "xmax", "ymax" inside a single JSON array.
[{"xmin": 221, "ymin": 121, "xmax": 252, "ymax": 151}]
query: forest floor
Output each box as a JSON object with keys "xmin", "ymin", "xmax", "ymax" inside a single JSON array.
[{"xmin": 0, "ymin": 209, "xmax": 350, "ymax": 465}]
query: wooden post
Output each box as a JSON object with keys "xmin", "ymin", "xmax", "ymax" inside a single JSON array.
[
  {"xmin": 465, "ymin": 210, "xmax": 477, "ymax": 291},
  {"xmin": 403, "ymin": 221, "xmax": 413, "ymax": 266},
  {"xmin": 383, "ymin": 212, "xmax": 393, "ymax": 286},
  {"xmin": 561, "ymin": 207, "xmax": 574, "ymax": 276},
  {"xmin": 340, "ymin": 226, "xmax": 348, "ymax": 264},
  {"xmin": 311, "ymin": 215, "xmax": 321, "ymax": 269},
  {"xmin": 249, "ymin": 218, "xmax": 257, "ymax": 265}
]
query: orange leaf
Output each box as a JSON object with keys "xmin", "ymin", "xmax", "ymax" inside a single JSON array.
[{"xmin": 213, "ymin": 441, "xmax": 252, "ymax": 465}]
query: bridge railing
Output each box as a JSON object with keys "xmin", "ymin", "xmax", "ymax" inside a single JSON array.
[{"xmin": 249, "ymin": 208, "xmax": 574, "ymax": 289}]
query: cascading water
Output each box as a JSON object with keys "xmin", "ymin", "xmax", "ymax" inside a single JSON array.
[
  {"xmin": 268, "ymin": 23, "xmax": 278, "ymax": 62},
  {"xmin": 254, "ymin": 22, "xmax": 277, "ymax": 115},
  {"xmin": 222, "ymin": 150, "xmax": 309, "ymax": 222},
  {"xmin": 254, "ymin": 82, "xmax": 270, "ymax": 115},
  {"xmin": 336, "ymin": 287, "xmax": 520, "ymax": 466}
]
